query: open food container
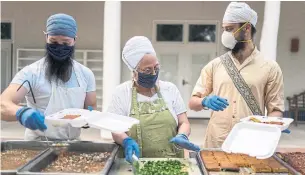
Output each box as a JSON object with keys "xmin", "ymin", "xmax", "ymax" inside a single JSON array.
[
  {"xmin": 132, "ymin": 158, "xmax": 202, "ymax": 175},
  {"xmin": 240, "ymin": 115, "xmax": 294, "ymax": 131},
  {"xmin": 222, "ymin": 122, "xmax": 282, "ymax": 159},
  {"xmin": 45, "ymin": 108, "xmax": 90, "ymax": 127},
  {"xmin": 1, "ymin": 141, "xmax": 50, "ymax": 175},
  {"xmin": 196, "ymin": 148, "xmax": 291, "ymax": 175},
  {"xmin": 45, "ymin": 108, "xmax": 139, "ymax": 133},
  {"xmin": 17, "ymin": 141, "xmax": 119, "ymax": 175}
]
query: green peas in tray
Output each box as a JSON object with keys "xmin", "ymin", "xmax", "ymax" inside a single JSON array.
[{"xmin": 135, "ymin": 159, "xmax": 189, "ymax": 175}]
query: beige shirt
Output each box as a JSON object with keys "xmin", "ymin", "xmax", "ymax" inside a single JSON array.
[{"xmin": 192, "ymin": 48, "xmax": 285, "ymax": 127}]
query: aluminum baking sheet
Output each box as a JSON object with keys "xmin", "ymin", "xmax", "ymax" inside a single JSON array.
[
  {"xmin": 196, "ymin": 149, "xmax": 291, "ymax": 175},
  {"xmin": 17, "ymin": 141, "xmax": 119, "ymax": 175},
  {"xmin": 132, "ymin": 157, "xmax": 202, "ymax": 175},
  {"xmin": 1, "ymin": 141, "xmax": 50, "ymax": 175}
]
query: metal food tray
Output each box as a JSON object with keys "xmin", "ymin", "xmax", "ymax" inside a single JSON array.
[
  {"xmin": 17, "ymin": 141, "xmax": 119, "ymax": 175},
  {"xmin": 1, "ymin": 140, "xmax": 51, "ymax": 175},
  {"xmin": 196, "ymin": 148, "xmax": 291, "ymax": 175},
  {"xmin": 273, "ymin": 153, "xmax": 302, "ymax": 175},
  {"xmin": 132, "ymin": 157, "xmax": 202, "ymax": 175}
]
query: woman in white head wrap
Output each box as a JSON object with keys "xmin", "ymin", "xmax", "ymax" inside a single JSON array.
[{"xmin": 108, "ymin": 36, "xmax": 200, "ymax": 163}]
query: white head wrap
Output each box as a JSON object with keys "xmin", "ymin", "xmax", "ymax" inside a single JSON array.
[
  {"xmin": 223, "ymin": 2, "xmax": 258, "ymax": 27},
  {"xmin": 122, "ymin": 36, "xmax": 156, "ymax": 71}
]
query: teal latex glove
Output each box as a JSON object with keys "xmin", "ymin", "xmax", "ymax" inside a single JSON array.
[
  {"xmin": 16, "ymin": 107, "xmax": 47, "ymax": 131},
  {"xmin": 202, "ymin": 95, "xmax": 229, "ymax": 111},
  {"xmin": 123, "ymin": 137, "xmax": 140, "ymax": 163},
  {"xmin": 170, "ymin": 134, "xmax": 200, "ymax": 152}
]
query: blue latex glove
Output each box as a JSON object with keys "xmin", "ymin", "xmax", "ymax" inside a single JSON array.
[
  {"xmin": 123, "ymin": 137, "xmax": 140, "ymax": 163},
  {"xmin": 170, "ymin": 134, "xmax": 200, "ymax": 152},
  {"xmin": 88, "ymin": 106, "xmax": 93, "ymax": 111},
  {"xmin": 282, "ymin": 129, "xmax": 291, "ymax": 134},
  {"xmin": 202, "ymin": 95, "xmax": 229, "ymax": 111},
  {"xmin": 16, "ymin": 107, "xmax": 47, "ymax": 131}
]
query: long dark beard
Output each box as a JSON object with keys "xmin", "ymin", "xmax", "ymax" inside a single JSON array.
[{"xmin": 44, "ymin": 51, "xmax": 74, "ymax": 84}]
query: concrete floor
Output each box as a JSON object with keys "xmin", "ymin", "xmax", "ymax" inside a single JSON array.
[{"xmin": 1, "ymin": 119, "xmax": 305, "ymax": 148}]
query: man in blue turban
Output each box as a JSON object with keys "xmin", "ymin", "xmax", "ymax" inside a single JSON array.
[{"xmin": 1, "ymin": 13, "xmax": 97, "ymax": 141}]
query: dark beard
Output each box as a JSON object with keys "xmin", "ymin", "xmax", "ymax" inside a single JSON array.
[
  {"xmin": 44, "ymin": 51, "xmax": 74, "ymax": 84},
  {"xmin": 231, "ymin": 42, "xmax": 246, "ymax": 54}
]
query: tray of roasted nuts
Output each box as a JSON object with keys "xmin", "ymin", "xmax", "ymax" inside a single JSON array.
[
  {"xmin": 273, "ymin": 152, "xmax": 304, "ymax": 175},
  {"xmin": 17, "ymin": 141, "xmax": 119, "ymax": 175},
  {"xmin": 1, "ymin": 141, "xmax": 50, "ymax": 175},
  {"xmin": 196, "ymin": 149, "xmax": 291, "ymax": 175}
]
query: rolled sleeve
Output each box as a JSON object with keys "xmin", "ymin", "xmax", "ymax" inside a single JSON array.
[
  {"xmin": 265, "ymin": 62, "xmax": 285, "ymax": 113},
  {"xmin": 191, "ymin": 62, "xmax": 213, "ymax": 98}
]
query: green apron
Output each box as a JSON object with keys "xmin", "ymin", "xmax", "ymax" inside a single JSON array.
[{"xmin": 120, "ymin": 85, "xmax": 183, "ymax": 158}]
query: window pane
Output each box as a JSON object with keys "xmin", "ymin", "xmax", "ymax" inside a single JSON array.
[
  {"xmin": 157, "ymin": 24, "xmax": 183, "ymax": 42},
  {"xmin": 1, "ymin": 23, "xmax": 12, "ymax": 40},
  {"xmin": 189, "ymin": 24, "xmax": 216, "ymax": 42}
]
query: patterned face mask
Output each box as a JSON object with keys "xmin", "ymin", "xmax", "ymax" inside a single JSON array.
[{"xmin": 137, "ymin": 71, "xmax": 159, "ymax": 89}]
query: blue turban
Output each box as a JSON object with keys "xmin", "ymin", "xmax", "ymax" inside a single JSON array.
[{"xmin": 46, "ymin": 13, "xmax": 77, "ymax": 38}]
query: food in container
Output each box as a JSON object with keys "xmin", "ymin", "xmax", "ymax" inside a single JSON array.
[
  {"xmin": 249, "ymin": 117, "xmax": 284, "ymax": 125},
  {"xmin": 135, "ymin": 160, "xmax": 189, "ymax": 175},
  {"xmin": 205, "ymin": 163, "xmax": 221, "ymax": 171},
  {"xmin": 219, "ymin": 162, "xmax": 240, "ymax": 172},
  {"xmin": 42, "ymin": 152, "xmax": 111, "ymax": 173},
  {"xmin": 62, "ymin": 114, "xmax": 81, "ymax": 119},
  {"xmin": 250, "ymin": 164, "xmax": 272, "ymax": 173},
  {"xmin": 277, "ymin": 152, "xmax": 305, "ymax": 174},
  {"xmin": 240, "ymin": 115, "xmax": 294, "ymax": 131},
  {"xmin": 1, "ymin": 149, "xmax": 40, "ymax": 170},
  {"xmin": 199, "ymin": 150, "xmax": 289, "ymax": 173}
]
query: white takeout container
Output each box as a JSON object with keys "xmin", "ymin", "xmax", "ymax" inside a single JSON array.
[
  {"xmin": 85, "ymin": 110, "xmax": 139, "ymax": 133},
  {"xmin": 240, "ymin": 115, "xmax": 294, "ymax": 131},
  {"xmin": 45, "ymin": 108, "xmax": 139, "ymax": 133},
  {"xmin": 221, "ymin": 122, "xmax": 281, "ymax": 159},
  {"xmin": 45, "ymin": 108, "xmax": 89, "ymax": 127}
]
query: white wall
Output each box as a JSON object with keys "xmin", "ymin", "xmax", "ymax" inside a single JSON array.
[
  {"xmin": 120, "ymin": 1, "xmax": 265, "ymax": 82},
  {"xmin": 2, "ymin": 1, "xmax": 304, "ymax": 110},
  {"xmin": 276, "ymin": 2, "xmax": 305, "ymax": 109},
  {"xmin": 1, "ymin": 1, "xmax": 104, "ymax": 75}
]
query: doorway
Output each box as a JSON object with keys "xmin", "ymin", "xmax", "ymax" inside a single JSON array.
[{"xmin": 153, "ymin": 20, "xmax": 220, "ymax": 118}]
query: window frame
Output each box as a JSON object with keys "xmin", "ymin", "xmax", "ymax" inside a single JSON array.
[
  {"xmin": 152, "ymin": 20, "xmax": 220, "ymax": 46},
  {"xmin": 1, "ymin": 20, "xmax": 14, "ymax": 42},
  {"xmin": 152, "ymin": 20, "xmax": 186, "ymax": 45}
]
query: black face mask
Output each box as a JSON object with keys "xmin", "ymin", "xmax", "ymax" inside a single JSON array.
[
  {"xmin": 45, "ymin": 43, "xmax": 74, "ymax": 83},
  {"xmin": 137, "ymin": 71, "xmax": 159, "ymax": 88},
  {"xmin": 46, "ymin": 43, "xmax": 74, "ymax": 61}
]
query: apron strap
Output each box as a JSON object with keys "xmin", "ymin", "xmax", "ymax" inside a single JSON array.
[
  {"xmin": 131, "ymin": 83, "xmax": 143, "ymax": 155},
  {"xmin": 72, "ymin": 62, "xmax": 84, "ymax": 89}
]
